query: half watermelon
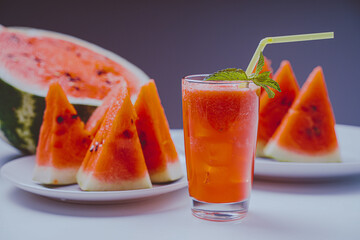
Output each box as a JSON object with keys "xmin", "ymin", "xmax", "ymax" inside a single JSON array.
[
  {"xmin": 264, "ymin": 67, "xmax": 341, "ymax": 162},
  {"xmin": 0, "ymin": 25, "xmax": 149, "ymax": 154}
]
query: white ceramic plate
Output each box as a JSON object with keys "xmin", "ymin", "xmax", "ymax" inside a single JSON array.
[
  {"xmin": 254, "ymin": 124, "xmax": 360, "ymax": 180},
  {"xmin": 0, "ymin": 130, "xmax": 187, "ymax": 204}
]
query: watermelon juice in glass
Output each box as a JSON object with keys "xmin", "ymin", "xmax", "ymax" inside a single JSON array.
[
  {"xmin": 182, "ymin": 75, "xmax": 260, "ymax": 221},
  {"xmin": 181, "ymin": 33, "xmax": 333, "ymax": 222}
]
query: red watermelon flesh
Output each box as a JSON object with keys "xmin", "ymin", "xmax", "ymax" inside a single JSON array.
[
  {"xmin": 256, "ymin": 60, "xmax": 300, "ymax": 157},
  {"xmin": 264, "ymin": 67, "xmax": 341, "ymax": 162},
  {"xmin": 85, "ymin": 81, "xmax": 127, "ymax": 137},
  {"xmin": 33, "ymin": 83, "xmax": 92, "ymax": 185},
  {"xmin": 77, "ymin": 86, "xmax": 152, "ymax": 191},
  {"xmin": 134, "ymin": 80, "xmax": 183, "ymax": 183},
  {"xmin": 0, "ymin": 26, "xmax": 145, "ymax": 100}
]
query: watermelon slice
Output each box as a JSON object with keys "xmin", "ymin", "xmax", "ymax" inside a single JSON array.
[
  {"xmin": 264, "ymin": 67, "xmax": 341, "ymax": 162},
  {"xmin": 256, "ymin": 60, "xmax": 300, "ymax": 157},
  {"xmin": 0, "ymin": 25, "xmax": 149, "ymax": 154},
  {"xmin": 85, "ymin": 81, "xmax": 127, "ymax": 137},
  {"xmin": 33, "ymin": 83, "xmax": 92, "ymax": 185},
  {"xmin": 77, "ymin": 86, "xmax": 152, "ymax": 191},
  {"xmin": 134, "ymin": 80, "xmax": 183, "ymax": 183}
]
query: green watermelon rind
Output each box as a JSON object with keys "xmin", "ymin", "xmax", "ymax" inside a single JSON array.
[
  {"xmin": 0, "ymin": 26, "xmax": 149, "ymax": 154},
  {"xmin": 0, "ymin": 77, "xmax": 97, "ymax": 154}
]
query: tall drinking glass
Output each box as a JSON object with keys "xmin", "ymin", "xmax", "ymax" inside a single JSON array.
[{"xmin": 182, "ymin": 74, "xmax": 260, "ymax": 222}]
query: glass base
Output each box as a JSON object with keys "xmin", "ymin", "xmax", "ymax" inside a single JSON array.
[{"xmin": 191, "ymin": 198, "xmax": 249, "ymax": 222}]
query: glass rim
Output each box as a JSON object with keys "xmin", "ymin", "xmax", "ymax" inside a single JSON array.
[{"xmin": 183, "ymin": 74, "xmax": 253, "ymax": 84}]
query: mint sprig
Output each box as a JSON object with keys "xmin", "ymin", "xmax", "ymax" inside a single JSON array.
[{"xmin": 204, "ymin": 52, "xmax": 281, "ymax": 98}]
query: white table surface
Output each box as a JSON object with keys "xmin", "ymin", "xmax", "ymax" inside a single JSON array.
[{"xmin": 1, "ymin": 130, "xmax": 360, "ymax": 240}]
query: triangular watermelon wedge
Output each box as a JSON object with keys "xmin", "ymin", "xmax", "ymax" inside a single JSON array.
[
  {"xmin": 77, "ymin": 86, "xmax": 152, "ymax": 191},
  {"xmin": 134, "ymin": 80, "xmax": 183, "ymax": 183},
  {"xmin": 33, "ymin": 83, "xmax": 92, "ymax": 185},
  {"xmin": 264, "ymin": 67, "xmax": 341, "ymax": 162},
  {"xmin": 85, "ymin": 81, "xmax": 127, "ymax": 137},
  {"xmin": 256, "ymin": 60, "xmax": 300, "ymax": 157}
]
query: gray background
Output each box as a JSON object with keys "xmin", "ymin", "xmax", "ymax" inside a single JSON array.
[{"xmin": 1, "ymin": 0, "xmax": 359, "ymax": 128}]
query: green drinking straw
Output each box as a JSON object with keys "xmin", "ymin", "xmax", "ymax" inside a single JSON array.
[{"xmin": 245, "ymin": 32, "xmax": 334, "ymax": 76}]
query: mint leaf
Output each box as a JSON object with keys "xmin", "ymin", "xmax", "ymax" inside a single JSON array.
[
  {"xmin": 255, "ymin": 52, "xmax": 265, "ymax": 76},
  {"xmin": 256, "ymin": 71, "xmax": 271, "ymax": 80},
  {"xmin": 204, "ymin": 52, "xmax": 281, "ymax": 98},
  {"xmin": 204, "ymin": 68, "xmax": 247, "ymax": 81},
  {"xmin": 264, "ymin": 79, "xmax": 281, "ymax": 92},
  {"xmin": 252, "ymin": 79, "xmax": 275, "ymax": 98},
  {"xmin": 262, "ymin": 86, "xmax": 275, "ymax": 98},
  {"xmin": 252, "ymin": 71, "xmax": 281, "ymax": 93}
]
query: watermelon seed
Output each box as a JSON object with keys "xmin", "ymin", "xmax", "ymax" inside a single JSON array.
[
  {"xmin": 281, "ymin": 97, "xmax": 291, "ymax": 106},
  {"xmin": 310, "ymin": 105, "xmax": 318, "ymax": 111},
  {"xmin": 313, "ymin": 126, "xmax": 321, "ymax": 136},
  {"xmin": 10, "ymin": 34, "xmax": 20, "ymax": 43},
  {"xmin": 56, "ymin": 116, "xmax": 64, "ymax": 124},
  {"xmin": 71, "ymin": 77, "xmax": 81, "ymax": 82},
  {"xmin": 139, "ymin": 132, "xmax": 147, "ymax": 146},
  {"xmin": 34, "ymin": 57, "xmax": 42, "ymax": 63},
  {"xmin": 305, "ymin": 128, "xmax": 312, "ymax": 137},
  {"xmin": 97, "ymin": 70, "xmax": 107, "ymax": 76},
  {"xmin": 64, "ymin": 72, "xmax": 81, "ymax": 82},
  {"xmin": 89, "ymin": 145, "xmax": 94, "ymax": 152},
  {"xmin": 94, "ymin": 142, "xmax": 99, "ymax": 151},
  {"xmin": 122, "ymin": 130, "xmax": 133, "ymax": 139},
  {"xmin": 131, "ymin": 119, "xmax": 134, "ymax": 124},
  {"xmin": 105, "ymin": 80, "xmax": 111, "ymax": 85}
]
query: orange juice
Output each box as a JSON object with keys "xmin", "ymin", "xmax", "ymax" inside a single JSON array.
[{"xmin": 182, "ymin": 75, "xmax": 259, "ymax": 204}]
